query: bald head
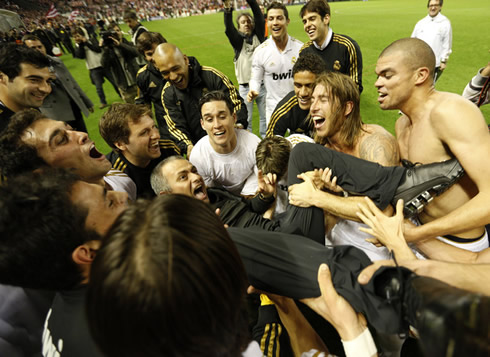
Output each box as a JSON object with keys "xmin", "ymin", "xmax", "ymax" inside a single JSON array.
[
  {"xmin": 153, "ymin": 43, "xmax": 190, "ymax": 90},
  {"xmin": 379, "ymin": 38, "xmax": 436, "ymax": 80}
]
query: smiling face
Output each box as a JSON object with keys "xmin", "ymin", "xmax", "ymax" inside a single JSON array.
[
  {"xmin": 70, "ymin": 181, "xmax": 128, "ymax": 236},
  {"xmin": 267, "ymin": 8, "xmax": 290, "ymax": 43},
  {"xmin": 375, "ymin": 52, "xmax": 415, "ymax": 111},
  {"xmin": 200, "ymin": 100, "xmax": 237, "ymax": 154},
  {"xmin": 0, "ymin": 63, "xmax": 54, "ymax": 112},
  {"xmin": 115, "ymin": 115, "xmax": 161, "ymax": 168},
  {"xmin": 293, "ymin": 71, "xmax": 317, "ymax": 110},
  {"xmin": 428, "ymin": 0, "xmax": 442, "ymax": 17},
  {"xmin": 310, "ymin": 83, "xmax": 341, "ymax": 139},
  {"xmin": 159, "ymin": 159, "xmax": 209, "ymax": 203},
  {"xmin": 153, "ymin": 48, "xmax": 190, "ymax": 90},
  {"xmin": 302, "ymin": 11, "xmax": 329, "ymax": 45},
  {"xmin": 21, "ymin": 119, "xmax": 111, "ymax": 183}
]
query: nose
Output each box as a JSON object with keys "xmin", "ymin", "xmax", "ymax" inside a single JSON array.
[
  {"xmin": 39, "ymin": 80, "xmax": 52, "ymax": 94},
  {"xmin": 298, "ymin": 86, "xmax": 308, "ymax": 98},
  {"xmin": 73, "ymin": 130, "xmax": 88, "ymax": 144},
  {"xmin": 169, "ymin": 71, "xmax": 178, "ymax": 81},
  {"xmin": 374, "ymin": 76, "xmax": 382, "ymax": 88},
  {"xmin": 190, "ymin": 171, "xmax": 202, "ymax": 183},
  {"xmin": 151, "ymin": 127, "xmax": 160, "ymax": 140},
  {"xmin": 310, "ymin": 97, "xmax": 319, "ymax": 113},
  {"xmin": 109, "ymin": 190, "xmax": 129, "ymax": 206}
]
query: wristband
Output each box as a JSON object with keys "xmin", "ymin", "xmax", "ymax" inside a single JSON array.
[{"xmin": 341, "ymin": 328, "xmax": 377, "ymax": 357}]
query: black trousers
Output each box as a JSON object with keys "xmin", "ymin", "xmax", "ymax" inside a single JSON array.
[
  {"xmin": 288, "ymin": 143, "xmax": 405, "ymax": 210},
  {"xmin": 229, "ymin": 227, "xmax": 409, "ymax": 334}
]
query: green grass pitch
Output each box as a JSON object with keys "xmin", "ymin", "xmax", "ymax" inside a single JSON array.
[{"xmin": 59, "ymin": 0, "xmax": 490, "ymax": 154}]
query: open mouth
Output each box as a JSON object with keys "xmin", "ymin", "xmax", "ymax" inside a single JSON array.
[
  {"xmin": 89, "ymin": 144, "xmax": 104, "ymax": 159},
  {"xmin": 378, "ymin": 92, "xmax": 387, "ymax": 102},
  {"xmin": 149, "ymin": 141, "xmax": 160, "ymax": 152},
  {"xmin": 214, "ymin": 131, "xmax": 225, "ymax": 137},
  {"xmin": 312, "ymin": 116, "xmax": 325, "ymax": 129},
  {"xmin": 193, "ymin": 184, "xmax": 207, "ymax": 200}
]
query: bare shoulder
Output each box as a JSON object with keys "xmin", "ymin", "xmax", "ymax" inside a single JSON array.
[
  {"xmin": 395, "ymin": 114, "xmax": 410, "ymax": 136},
  {"xmin": 359, "ymin": 124, "xmax": 400, "ymax": 166},
  {"xmin": 430, "ymin": 92, "xmax": 487, "ymax": 134}
]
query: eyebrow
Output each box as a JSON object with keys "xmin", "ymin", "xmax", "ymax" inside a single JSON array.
[{"xmin": 48, "ymin": 123, "xmax": 69, "ymax": 147}]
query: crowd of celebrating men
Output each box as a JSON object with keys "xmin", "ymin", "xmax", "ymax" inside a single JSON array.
[{"xmin": 0, "ymin": 0, "xmax": 489, "ymax": 356}]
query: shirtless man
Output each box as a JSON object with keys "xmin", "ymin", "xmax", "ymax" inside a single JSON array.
[
  {"xmin": 377, "ymin": 38, "xmax": 490, "ymax": 251},
  {"xmin": 288, "ymin": 71, "xmax": 400, "ymax": 260},
  {"xmin": 288, "ymin": 38, "xmax": 489, "ymax": 254}
]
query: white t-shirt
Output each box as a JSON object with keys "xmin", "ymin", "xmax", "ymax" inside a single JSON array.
[
  {"xmin": 249, "ymin": 35, "xmax": 303, "ymax": 124},
  {"xmin": 190, "ymin": 129, "xmax": 261, "ymax": 196},
  {"xmin": 104, "ymin": 169, "xmax": 137, "ymax": 201}
]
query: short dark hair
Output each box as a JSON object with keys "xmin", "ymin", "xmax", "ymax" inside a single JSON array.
[
  {"xmin": 198, "ymin": 90, "xmax": 234, "ymax": 117},
  {"xmin": 0, "ymin": 109, "xmax": 49, "ymax": 177},
  {"xmin": 266, "ymin": 1, "xmax": 289, "ymax": 20},
  {"xmin": 427, "ymin": 0, "xmax": 443, "ymax": 7},
  {"xmin": 379, "ymin": 38, "xmax": 436, "ymax": 80},
  {"xmin": 300, "ymin": 0, "xmax": 330, "ymax": 19},
  {"xmin": 0, "ymin": 169, "xmax": 95, "ymax": 290},
  {"xmin": 256, "ymin": 136, "xmax": 291, "ymax": 181},
  {"xmin": 135, "ymin": 31, "xmax": 167, "ymax": 54},
  {"xmin": 87, "ymin": 194, "xmax": 250, "ymax": 357},
  {"xmin": 293, "ymin": 52, "xmax": 327, "ymax": 76},
  {"xmin": 21, "ymin": 34, "xmax": 41, "ymax": 43},
  {"xmin": 0, "ymin": 43, "xmax": 50, "ymax": 80},
  {"xmin": 99, "ymin": 103, "xmax": 153, "ymax": 151},
  {"xmin": 123, "ymin": 10, "xmax": 138, "ymax": 21}
]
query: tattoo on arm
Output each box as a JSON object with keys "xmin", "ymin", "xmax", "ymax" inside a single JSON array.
[{"xmin": 359, "ymin": 132, "xmax": 400, "ymax": 166}]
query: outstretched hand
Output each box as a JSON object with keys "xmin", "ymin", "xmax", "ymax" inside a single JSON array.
[{"xmin": 356, "ymin": 198, "xmax": 405, "ymax": 248}]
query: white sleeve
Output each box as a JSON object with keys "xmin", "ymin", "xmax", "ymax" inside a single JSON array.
[
  {"xmin": 249, "ymin": 46, "xmax": 264, "ymax": 93},
  {"xmin": 411, "ymin": 22, "xmax": 419, "ymax": 38},
  {"xmin": 441, "ymin": 21, "xmax": 452, "ymax": 61}
]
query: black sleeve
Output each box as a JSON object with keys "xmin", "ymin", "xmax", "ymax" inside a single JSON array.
[
  {"xmin": 118, "ymin": 41, "xmax": 139, "ymax": 58},
  {"xmin": 161, "ymin": 83, "xmax": 193, "ymax": 153},
  {"xmin": 135, "ymin": 68, "xmax": 151, "ymax": 105},
  {"xmin": 85, "ymin": 39, "xmax": 102, "ymax": 53},
  {"xmin": 266, "ymin": 92, "xmax": 297, "ymax": 137},
  {"xmin": 248, "ymin": 194, "xmax": 275, "ymax": 214},
  {"xmin": 224, "ymin": 8, "xmax": 244, "ymax": 55},
  {"xmin": 248, "ymin": 0, "xmax": 265, "ymax": 42},
  {"xmin": 73, "ymin": 43, "xmax": 86, "ymax": 59}
]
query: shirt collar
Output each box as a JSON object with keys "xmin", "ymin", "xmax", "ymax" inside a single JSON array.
[{"xmin": 313, "ymin": 28, "xmax": 333, "ymax": 50}]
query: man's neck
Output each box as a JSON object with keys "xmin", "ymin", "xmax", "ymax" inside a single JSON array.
[
  {"xmin": 122, "ymin": 152, "xmax": 151, "ymax": 168},
  {"xmin": 210, "ymin": 133, "xmax": 238, "ymax": 155},
  {"xmin": 0, "ymin": 92, "xmax": 23, "ymax": 113},
  {"xmin": 398, "ymin": 86, "xmax": 436, "ymax": 124},
  {"xmin": 314, "ymin": 27, "xmax": 329, "ymax": 48},
  {"xmin": 273, "ymin": 34, "xmax": 289, "ymax": 52}
]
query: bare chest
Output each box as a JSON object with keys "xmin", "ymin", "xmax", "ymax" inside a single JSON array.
[{"xmin": 397, "ymin": 121, "xmax": 450, "ymax": 164}]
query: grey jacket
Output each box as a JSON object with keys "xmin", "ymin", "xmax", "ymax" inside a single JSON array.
[{"xmin": 40, "ymin": 56, "xmax": 93, "ymax": 122}]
